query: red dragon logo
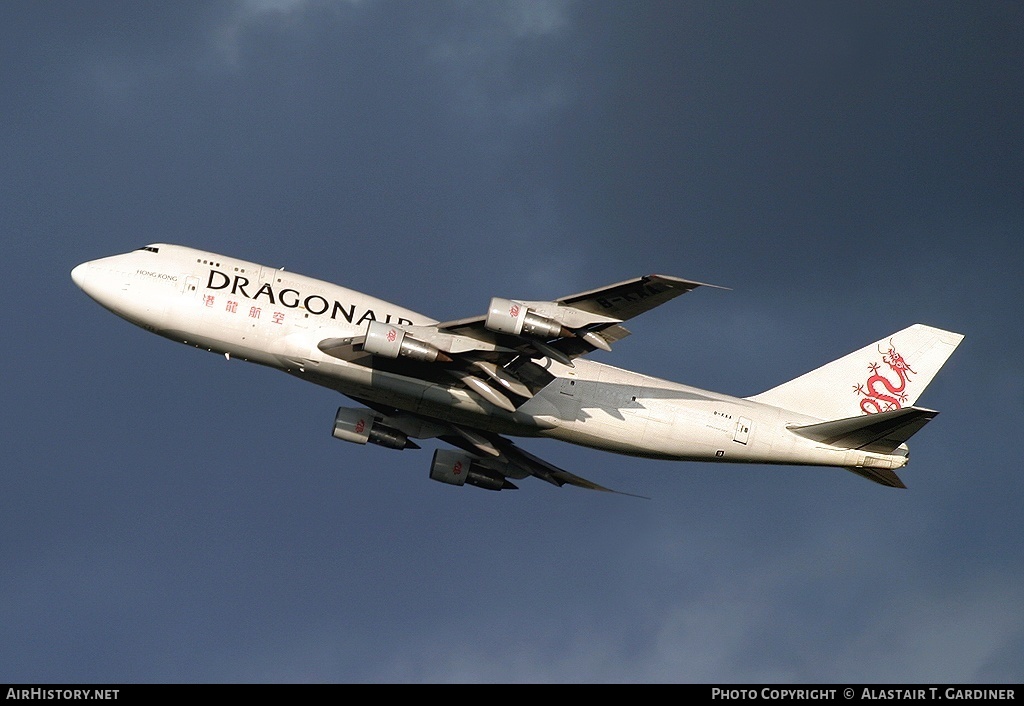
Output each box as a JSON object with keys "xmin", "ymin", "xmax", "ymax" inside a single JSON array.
[{"xmin": 854, "ymin": 342, "xmax": 916, "ymax": 414}]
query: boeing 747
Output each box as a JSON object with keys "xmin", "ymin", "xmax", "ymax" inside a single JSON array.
[{"xmin": 72, "ymin": 245, "xmax": 963, "ymax": 492}]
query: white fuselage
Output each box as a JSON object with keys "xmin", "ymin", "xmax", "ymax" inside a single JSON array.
[{"xmin": 72, "ymin": 244, "xmax": 906, "ymax": 473}]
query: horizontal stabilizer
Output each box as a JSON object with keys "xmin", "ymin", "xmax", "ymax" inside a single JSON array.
[
  {"xmin": 844, "ymin": 465, "xmax": 907, "ymax": 489},
  {"xmin": 789, "ymin": 406, "xmax": 938, "ymax": 454}
]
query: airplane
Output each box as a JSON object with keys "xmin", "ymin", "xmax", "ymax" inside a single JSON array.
[{"xmin": 71, "ymin": 244, "xmax": 964, "ymax": 493}]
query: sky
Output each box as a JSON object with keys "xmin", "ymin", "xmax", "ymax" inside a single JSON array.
[{"xmin": 3, "ymin": 0, "xmax": 1022, "ymax": 684}]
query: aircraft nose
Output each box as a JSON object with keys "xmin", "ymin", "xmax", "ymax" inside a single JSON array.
[
  {"xmin": 71, "ymin": 262, "xmax": 89, "ymax": 290},
  {"xmin": 71, "ymin": 260, "xmax": 112, "ymax": 306},
  {"xmin": 72, "ymin": 255, "xmax": 141, "ymax": 319}
]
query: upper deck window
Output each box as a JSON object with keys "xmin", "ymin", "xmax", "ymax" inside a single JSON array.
[{"xmin": 137, "ymin": 246, "xmax": 160, "ymax": 253}]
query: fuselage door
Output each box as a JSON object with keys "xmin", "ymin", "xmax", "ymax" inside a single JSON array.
[
  {"xmin": 183, "ymin": 275, "xmax": 200, "ymax": 297},
  {"xmin": 734, "ymin": 416, "xmax": 751, "ymax": 445},
  {"xmin": 269, "ymin": 268, "xmax": 310, "ymax": 330}
]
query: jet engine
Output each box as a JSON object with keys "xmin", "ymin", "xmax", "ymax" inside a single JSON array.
[
  {"xmin": 362, "ymin": 320, "xmax": 450, "ymax": 363},
  {"xmin": 485, "ymin": 298, "xmax": 571, "ymax": 340},
  {"xmin": 429, "ymin": 449, "xmax": 517, "ymax": 491},
  {"xmin": 331, "ymin": 406, "xmax": 416, "ymax": 450}
]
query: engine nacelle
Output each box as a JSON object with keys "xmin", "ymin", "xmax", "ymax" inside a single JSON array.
[
  {"xmin": 485, "ymin": 298, "xmax": 568, "ymax": 340},
  {"xmin": 429, "ymin": 449, "xmax": 517, "ymax": 491},
  {"xmin": 332, "ymin": 406, "xmax": 413, "ymax": 450},
  {"xmin": 363, "ymin": 320, "xmax": 449, "ymax": 363}
]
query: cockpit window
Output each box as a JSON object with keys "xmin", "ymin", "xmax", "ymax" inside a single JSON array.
[{"xmin": 137, "ymin": 246, "xmax": 160, "ymax": 253}]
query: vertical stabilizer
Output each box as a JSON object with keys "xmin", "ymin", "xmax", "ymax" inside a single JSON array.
[{"xmin": 747, "ymin": 324, "xmax": 963, "ymax": 420}]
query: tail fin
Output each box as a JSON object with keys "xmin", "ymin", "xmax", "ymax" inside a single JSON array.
[{"xmin": 747, "ymin": 324, "xmax": 964, "ymax": 420}]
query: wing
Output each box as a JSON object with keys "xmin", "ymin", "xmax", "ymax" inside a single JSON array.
[
  {"xmin": 319, "ymin": 274, "xmax": 723, "ymax": 412},
  {"xmin": 437, "ymin": 274, "xmax": 725, "ymax": 361},
  {"xmin": 349, "ymin": 398, "xmax": 645, "ymax": 495}
]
